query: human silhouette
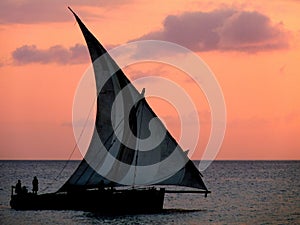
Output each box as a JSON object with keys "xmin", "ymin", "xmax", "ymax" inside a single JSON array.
[
  {"xmin": 22, "ymin": 186, "xmax": 28, "ymax": 194},
  {"xmin": 15, "ymin": 180, "xmax": 22, "ymax": 195},
  {"xmin": 32, "ymin": 176, "xmax": 38, "ymax": 194}
]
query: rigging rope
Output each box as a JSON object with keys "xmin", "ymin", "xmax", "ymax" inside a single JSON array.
[{"xmin": 40, "ymin": 95, "xmax": 97, "ymax": 193}]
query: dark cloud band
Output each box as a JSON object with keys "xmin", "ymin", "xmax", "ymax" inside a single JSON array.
[
  {"xmin": 134, "ymin": 9, "xmax": 289, "ymax": 53},
  {"xmin": 12, "ymin": 44, "xmax": 89, "ymax": 65}
]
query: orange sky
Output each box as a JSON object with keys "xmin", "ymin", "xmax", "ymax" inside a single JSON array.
[{"xmin": 0, "ymin": 0, "xmax": 299, "ymax": 160}]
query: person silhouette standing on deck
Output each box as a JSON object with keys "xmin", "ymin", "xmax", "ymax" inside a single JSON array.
[
  {"xmin": 15, "ymin": 180, "xmax": 21, "ymax": 195},
  {"xmin": 32, "ymin": 176, "xmax": 38, "ymax": 194}
]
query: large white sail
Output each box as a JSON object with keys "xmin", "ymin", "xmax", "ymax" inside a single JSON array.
[{"xmin": 59, "ymin": 8, "xmax": 208, "ymax": 192}]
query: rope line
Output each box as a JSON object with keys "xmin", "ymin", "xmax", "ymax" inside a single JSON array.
[{"xmin": 40, "ymin": 95, "xmax": 97, "ymax": 193}]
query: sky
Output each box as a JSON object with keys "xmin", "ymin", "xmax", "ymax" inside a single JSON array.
[{"xmin": 0, "ymin": 0, "xmax": 299, "ymax": 160}]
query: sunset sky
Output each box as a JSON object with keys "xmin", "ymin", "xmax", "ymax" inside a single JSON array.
[{"xmin": 0, "ymin": 0, "xmax": 299, "ymax": 160}]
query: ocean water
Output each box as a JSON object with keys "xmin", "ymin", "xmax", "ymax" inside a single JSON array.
[{"xmin": 0, "ymin": 160, "xmax": 299, "ymax": 225}]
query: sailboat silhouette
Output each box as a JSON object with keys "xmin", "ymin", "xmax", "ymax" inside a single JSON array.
[{"xmin": 10, "ymin": 7, "xmax": 210, "ymax": 214}]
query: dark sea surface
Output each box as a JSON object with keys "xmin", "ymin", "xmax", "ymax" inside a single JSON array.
[{"xmin": 0, "ymin": 160, "xmax": 299, "ymax": 225}]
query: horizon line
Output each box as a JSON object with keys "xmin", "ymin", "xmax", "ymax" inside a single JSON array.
[{"xmin": 0, "ymin": 159, "xmax": 299, "ymax": 161}]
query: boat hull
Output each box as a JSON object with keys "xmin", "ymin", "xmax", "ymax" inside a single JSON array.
[{"xmin": 10, "ymin": 188, "xmax": 165, "ymax": 214}]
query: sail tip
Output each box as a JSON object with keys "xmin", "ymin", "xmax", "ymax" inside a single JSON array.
[
  {"xmin": 67, "ymin": 6, "xmax": 75, "ymax": 15},
  {"xmin": 141, "ymin": 88, "xmax": 145, "ymax": 97}
]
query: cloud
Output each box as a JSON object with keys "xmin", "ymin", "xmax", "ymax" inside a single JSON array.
[
  {"xmin": 125, "ymin": 66, "xmax": 167, "ymax": 81},
  {"xmin": 0, "ymin": 0, "xmax": 131, "ymax": 24},
  {"xmin": 12, "ymin": 44, "xmax": 89, "ymax": 65},
  {"xmin": 228, "ymin": 116, "xmax": 270, "ymax": 129},
  {"xmin": 0, "ymin": 0, "xmax": 70, "ymax": 24},
  {"xmin": 228, "ymin": 112, "xmax": 300, "ymax": 130},
  {"xmin": 134, "ymin": 9, "xmax": 289, "ymax": 53}
]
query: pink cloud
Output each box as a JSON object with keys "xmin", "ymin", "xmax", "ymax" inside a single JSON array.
[
  {"xmin": 12, "ymin": 44, "xmax": 89, "ymax": 65},
  {"xmin": 0, "ymin": 0, "xmax": 130, "ymax": 24},
  {"xmin": 134, "ymin": 9, "xmax": 289, "ymax": 53},
  {"xmin": 217, "ymin": 11, "xmax": 289, "ymax": 52},
  {"xmin": 0, "ymin": 0, "xmax": 69, "ymax": 24}
]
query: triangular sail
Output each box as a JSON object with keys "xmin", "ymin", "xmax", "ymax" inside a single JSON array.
[
  {"xmin": 133, "ymin": 99, "xmax": 208, "ymax": 190},
  {"xmin": 59, "ymin": 8, "xmax": 208, "ymax": 192}
]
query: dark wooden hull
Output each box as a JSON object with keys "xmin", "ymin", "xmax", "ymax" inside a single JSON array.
[{"xmin": 10, "ymin": 188, "xmax": 165, "ymax": 214}]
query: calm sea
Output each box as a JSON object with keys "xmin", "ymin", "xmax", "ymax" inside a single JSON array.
[{"xmin": 0, "ymin": 160, "xmax": 299, "ymax": 225}]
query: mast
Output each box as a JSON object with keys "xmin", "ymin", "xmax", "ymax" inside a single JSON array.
[{"xmin": 132, "ymin": 89, "xmax": 146, "ymax": 187}]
